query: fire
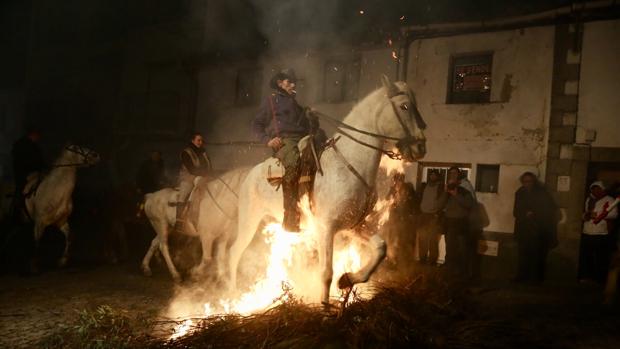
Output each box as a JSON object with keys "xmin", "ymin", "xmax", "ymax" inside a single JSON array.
[
  {"xmin": 167, "ymin": 196, "xmax": 372, "ymax": 339},
  {"xmin": 380, "ymin": 153, "xmax": 405, "ymax": 175},
  {"xmin": 170, "ymin": 319, "xmax": 193, "ymax": 340},
  {"xmin": 391, "ymin": 50, "xmax": 399, "ymax": 60}
]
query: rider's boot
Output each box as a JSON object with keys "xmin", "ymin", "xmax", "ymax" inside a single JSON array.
[
  {"xmin": 173, "ymin": 202, "xmax": 187, "ymax": 234},
  {"xmin": 281, "ymin": 179, "xmax": 301, "ymax": 233}
]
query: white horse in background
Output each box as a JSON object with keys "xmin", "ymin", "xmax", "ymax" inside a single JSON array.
[
  {"xmin": 24, "ymin": 144, "xmax": 100, "ymax": 267},
  {"xmin": 228, "ymin": 75, "xmax": 427, "ymax": 305},
  {"xmin": 142, "ymin": 167, "xmax": 250, "ymax": 282}
]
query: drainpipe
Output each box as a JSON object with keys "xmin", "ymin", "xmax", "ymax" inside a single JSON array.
[{"xmin": 402, "ymin": 0, "xmax": 618, "ymax": 35}]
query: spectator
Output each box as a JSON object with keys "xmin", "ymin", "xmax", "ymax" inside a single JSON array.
[
  {"xmin": 417, "ymin": 170, "xmax": 445, "ymax": 265},
  {"xmin": 385, "ymin": 173, "xmax": 417, "ymax": 266},
  {"xmin": 443, "ymin": 173, "xmax": 475, "ymax": 276},
  {"xmin": 136, "ymin": 150, "xmax": 166, "ymax": 195},
  {"xmin": 579, "ymin": 181, "xmax": 618, "ymax": 283},
  {"xmin": 448, "ymin": 166, "xmax": 486, "ymax": 279},
  {"xmin": 513, "ymin": 172, "xmax": 558, "ymax": 284}
]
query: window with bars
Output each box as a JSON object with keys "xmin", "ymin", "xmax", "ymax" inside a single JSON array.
[{"xmin": 447, "ymin": 53, "xmax": 493, "ymax": 104}]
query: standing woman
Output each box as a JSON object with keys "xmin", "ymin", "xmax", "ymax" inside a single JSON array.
[
  {"xmin": 513, "ymin": 172, "xmax": 558, "ymax": 284},
  {"xmin": 579, "ymin": 181, "xmax": 617, "ymax": 283}
]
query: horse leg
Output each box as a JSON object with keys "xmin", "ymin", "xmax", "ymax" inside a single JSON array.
[
  {"xmin": 141, "ymin": 236, "xmax": 160, "ymax": 277},
  {"xmin": 338, "ymin": 233, "xmax": 386, "ymax": 289},
  {"xmin": 214, "ymin": 236, "xmax": 229, "ymax": 284},
  {"xmin": 228, "ymin": 209, "xmax": 264, "ymax": 291},
  {"xmin": 30, "ymin": 222, "xmax": 46, "ymax": 273},
  {"xmin": 318, "ymin": 227, "xmax": 335, "ymax": 306},
  {"xmin": 193, "ymin": 233, "xmax": 215, "ymax": 278},
  {"xmin": 58, "ymin": 222, "xmax": 71, "ymax": 267},
  {"xmin": 157, "ymin": 224, "xmax": 182, "ymax": 282}
]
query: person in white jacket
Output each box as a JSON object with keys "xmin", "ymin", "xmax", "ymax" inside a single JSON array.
[{"xmin": 579, "ymin": 181, "xmax": 618, "ymax": 283}]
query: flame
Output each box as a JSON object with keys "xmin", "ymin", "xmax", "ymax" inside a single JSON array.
[
  {"xmin": 379, "ymin": 154, "xmax": 405, "ymax": 176},
  {"xmin": 170, "ymin": 319, "xmax": 193, "ymax": 340},
  {"xmin": 168, "ymin": 196, "xmax": 371, "ymax": 339},
  {"xmin": 391, "ymin": 50, "xmax": 399, "ymax": 60}
]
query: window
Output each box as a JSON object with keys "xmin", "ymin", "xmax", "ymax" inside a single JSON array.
[
  {"xmin": 323, "ymin": 59, "xmax": 360, "ymax": 103},
  {"xmin": 447, "ymin": 53, "xmax": 493, "ymax": 104},
  {"xmin": 235, "ymin": 68, "xmax": 263, "ymax": 106},
  {"xmin": 419, "ymin": 163, "xmax": 471, "ymax": 187},
  {"xmin": 476, "ymin": 164, "xmax": 500, "ymax": 193}
]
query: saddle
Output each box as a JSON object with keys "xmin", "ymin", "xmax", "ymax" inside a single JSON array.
[
  {"xmin": 265, "ymin": 133, "xmax": 327, "ymax": 204},
  {"xmin": 167, "ymin": 176, "xmax": 205, "ymax": 234}
]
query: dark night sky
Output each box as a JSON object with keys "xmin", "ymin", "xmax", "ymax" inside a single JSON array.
[
  {"xmin": 0, "ymin": 0, "xmax": 585, "ymax": 72},
  {"xmin": 0, "ymin": 0, "xmax": 592, "ymax": 150}
]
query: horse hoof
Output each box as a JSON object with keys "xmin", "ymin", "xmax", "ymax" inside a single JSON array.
[
  {"xmin": 172, "ymin": 274, "xmax": 182, "ymax": 283},
  {"xmin": 338, "ymin": 272, "xmax": 354, "ymax": 289},
  {"xmin": 58, "ymin": 257, "xmax": 68, "ymax": 268},
  {"xmin": 142, "ymin": 267, "xmax": 152, "ymax": 277}
]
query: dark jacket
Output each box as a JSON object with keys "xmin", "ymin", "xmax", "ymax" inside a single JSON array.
[
  {"xmin": 513, "ymin": 184, "xmax": 558, "ymax": 248},
  {"xmin": 11, "ymin": 136, "xmax": 45, "ymax": 191},
  {"xmin": 252, "ymin": 90, "xmax": 310, "ymax": 144},
  {"xmin": 443, "ymin": 187, "xmax": 475, "ymax": 219},
  {"xmin": 179, "ymin": 143, "xmax": 211, "ymax": 182}
]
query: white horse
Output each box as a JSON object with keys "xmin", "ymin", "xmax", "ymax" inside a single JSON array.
[
  {"xmin": 142, "ymin": 167, "xmax": 249, "ymax": 282},
  {"xmin": 228, "ymin": 75, "xmax": 427, "ymax": 305},
  {"xmin": 24, "ymin": 144, "xmax": 100, "ymax": 267}
]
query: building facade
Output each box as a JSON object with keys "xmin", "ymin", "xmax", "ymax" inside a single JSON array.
[{"xmin": 193, "ymin": 16, "xmax": 619, "ymax": 278}]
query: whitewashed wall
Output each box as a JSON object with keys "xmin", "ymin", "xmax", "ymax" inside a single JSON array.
[
  {"xmin": 406, "ymin": 26, "xmax": 555, "ymax": 233},
  {"xmin": 578, "ymin": 19, "xmax": 620, "ymax": 148}
]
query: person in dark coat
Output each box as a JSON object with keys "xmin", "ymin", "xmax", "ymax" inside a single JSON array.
[
  {"xmin": 252, "ymin": 68, "xmax": 316, "ymax": 232},
  {"xmin": 513, "ymin": 172, "xmax": 558, "ymax": 284},
  {"xmin": 136, "ymin": 150, "xmax": 166, "ymax": 195},
  {"xmin": 443, "ymin": 177, "xmax": 475, "ymax": 276},
  {"xmin": 385, "ymin": 173, "xmax": 418, "ymax": 266},
  {"xmin": 174, "ymin": 133, "xmax": 211, "ymax": 234},
  {"xmin": 11, "ymin": 126, "xmax": 45, "ymax": 214}
]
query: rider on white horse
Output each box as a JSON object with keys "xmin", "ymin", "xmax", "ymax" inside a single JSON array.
[
  {"xmin": 174, "ymin": 132, "xmax": 212, "ymax": 234},
  {"xmin": 251, "ymin": 69, "xmax": 318, "ymax": 232},
  {"xmin": 11, "ymin": 125, "xmax": 45, "ymax": 217}
]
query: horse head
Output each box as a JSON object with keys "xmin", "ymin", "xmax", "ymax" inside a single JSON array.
[
  {"xmin": 378, "ymin": 74, "xmax": 427, "ymax": 162},
  {"xmin": 63, "ymin": 144, "xmax": 101, "ymax": 166}
]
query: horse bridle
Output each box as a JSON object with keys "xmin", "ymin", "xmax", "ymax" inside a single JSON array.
[
  {"xmin": 53, "ymin": 145, "xmax": 98, "ymax": 168},
  {"xmin": 315, "ymin": 87, "xmax": 426, "ymax": 160}
]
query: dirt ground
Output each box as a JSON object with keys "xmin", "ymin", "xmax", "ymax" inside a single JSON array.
[
  {"xmin": 1, "ymin": 261, "xmax": 619, "ymax": 348},
  {"xmin": 0, "ymin": 264, "xmax": 175, "ymax": 348}
]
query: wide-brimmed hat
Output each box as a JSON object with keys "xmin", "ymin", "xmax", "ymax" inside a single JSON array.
[{"xmin": 269, "ymin": 68, "xmax": 297, "ymax": 89}]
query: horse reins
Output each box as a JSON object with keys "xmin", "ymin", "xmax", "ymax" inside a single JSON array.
[
  {"xmin": 312, "ymin": 90, "xmax": 424, "ymax": 160},
  {"xmin": 52, "ymin": 145, "xmax": 98, "ymax": 168}
]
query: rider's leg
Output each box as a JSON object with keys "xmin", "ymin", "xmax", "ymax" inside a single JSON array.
[
  {"xmin": 276, "ymin": 138, "xmax": 301, "ymax": 232},
  {"xmin": 174, "ymin": 180, "xmax": 193, "ymax": 234}
]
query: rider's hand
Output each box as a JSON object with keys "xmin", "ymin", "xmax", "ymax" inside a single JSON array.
[{"xmin": 267, "ymin": 137, "xmax": 283, "ymax": 150}]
